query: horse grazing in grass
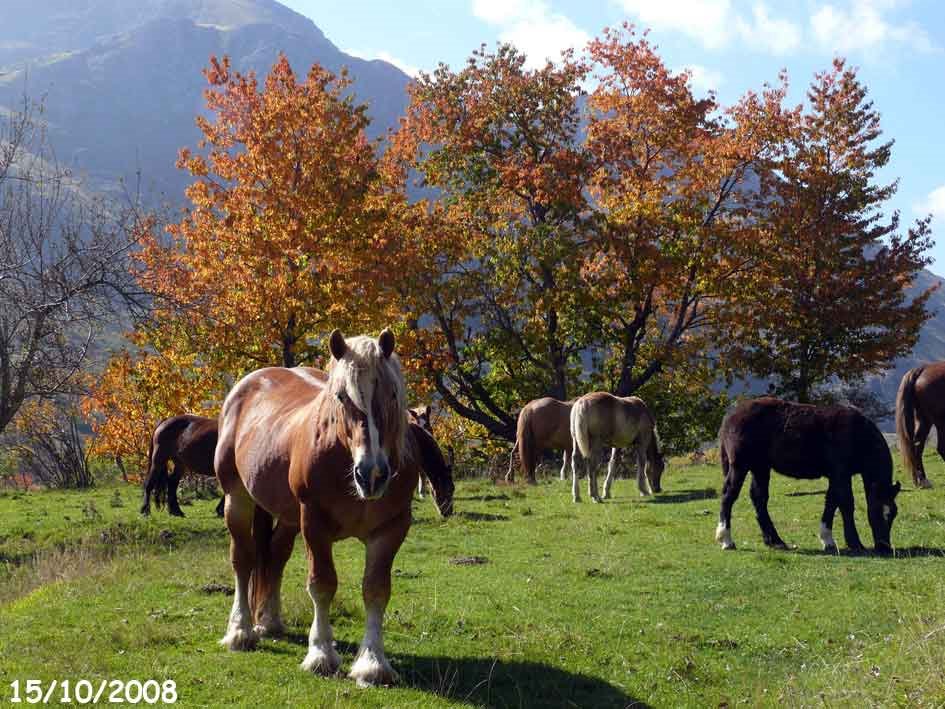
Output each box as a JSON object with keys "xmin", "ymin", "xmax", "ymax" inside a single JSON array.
[
  {"xmin": 569, "ymin": 392, "xmax": 664, "ymax": 503},
  {"xmin": 215, "ymin": 329, "xmax": 420, "ymax": 687},
  {"xmin": 507, "ymin": 397, "xmax": 576, "ymax": 483},
  {"xmin": 408, "ymin": 404, "xmax": 454, "ymax": 501},
  {"xmin": 895, "ymin": 363, "xmax": 945, "ymax": 489},
  {"xmin": 716, "ymin": 397, "xmax": 901, "ymax": 554},
  {"xmin": 140, "ymin": 415, "xmax": 223, "ymax": 518}
]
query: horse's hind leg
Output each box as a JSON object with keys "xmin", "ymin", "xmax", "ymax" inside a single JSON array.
[
  {"xmin": 571, "ymin": 441, "xmax": 582, "ymax": 502},
  {"xmin": 140, "ymin": 452, "xmax": 166, "ymax": 515},
  {"xmin": 220, "ymin": 486, "xmax": 258, "ymax": 651},
  {"xmin": 254, "ymin": 519, "xmax": 297, "ymax": 637},
  {"xmin": 417, "ymin": 471, "xmax": 424, "ymax": 498},
  {"xmin": 914, "ymin": 416, "xmax": 933, "ymax": 488},
  {"xmin": 350, "ymin": 510, "xmax": 410, "ymax": 687},
  {"xmin": 214, "ymin": 496, "xmax": 225, "ymax": 517},
  {"xmin": 602, "ymin": 448, "xmax": 619, "ymax": 499},
  {"xmin": 587, "ymin": 448, "xmax": 602, "ymax": 503},
  {"xmin": 749, "ymin": 468, "xmax": 787, "ymax": 549},
  {"xmin": 300, "ymin": 503, "xmax": 341, "ymax": 675},
  {"xmin": 560, "ymin": 449, "xmax": 570, "ymax": 481},
  {"xmin": 716, "ymin": 457, "xmax": 747, "ymax": 550}
]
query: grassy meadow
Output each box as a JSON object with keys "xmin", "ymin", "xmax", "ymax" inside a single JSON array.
[{"xmin": 3, "ymin": 454, "xmax": 945, "ymax": 708}]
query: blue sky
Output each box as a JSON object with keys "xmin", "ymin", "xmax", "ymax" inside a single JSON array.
[{"xmin": 284, "ymin": 1, "xmax": 945, "ymax": 265}]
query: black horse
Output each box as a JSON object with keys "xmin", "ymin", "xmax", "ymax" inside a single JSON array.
[
  {"xmin": 716, "ymin": 397, "xmax": 901, "ymax": 554},
  {"xmin": 141, "ymin": 415, "xmax": 221, "ymax": 518}
]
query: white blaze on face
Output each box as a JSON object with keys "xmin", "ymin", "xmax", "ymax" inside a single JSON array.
[{"xmin": 348, "ymin": 373, "xmax": 379, "ymax": 470}]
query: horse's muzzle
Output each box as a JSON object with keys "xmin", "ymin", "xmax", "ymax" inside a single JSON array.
[{"xmin": 354, "ymin": 459, "xmax": 391, "ymax": 500}]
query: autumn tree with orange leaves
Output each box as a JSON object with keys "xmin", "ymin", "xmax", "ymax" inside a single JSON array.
[
  {"xmin": 725, "ymin": 59, "xmax": 934, "ymax": 402},
  {"xmin": 87, "ymin": 54, "xmax": 409, "ymax": 463}
]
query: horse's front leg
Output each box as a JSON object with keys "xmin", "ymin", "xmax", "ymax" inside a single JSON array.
[
  {"xmin": 167, "ymin": 468, "xmax": 185, "ymax": 517},
  {"xmin": 603, "ymin": 448, "xmax": 619, "ymax": 499},
  {"xmin": 417, "ymin": 472, "xmax": 424, "ymax": 498},
  {"xmin": 834, "ymin": 476, "xmax": 866, "ymax": 553},
  {"xmin": 350, "ymin": 511, "xmax": 410, "ymax": 688},
  {"xmin": 749, "ymin": 468, "xmax": 787, "ymax": 549},
  {"xmin": 819, "ymin": 483, "xmax": 840, "ymax": 553},
  {"xmin": 300, "ymin": 505, "xmax": 341, "ymax": 675},
  {"xmin": 635, "ymin": 446, "xmax": 650, "ymax": 497}
]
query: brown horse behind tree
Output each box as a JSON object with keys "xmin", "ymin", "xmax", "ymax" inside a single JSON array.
[
  {"xmin": 506, "ymin": 397, "xmax": 576, "ymax": 483},
  {"xmin": 141, "ymin": 414, "xmax": 222, "ymax": 518},
  {"xmin": 895, "ymin": 363, "xmax": 945, "ymax": 489},
  {"xmin": 214, "ymin": 329, "xmax": 422, "ymax": 687}
]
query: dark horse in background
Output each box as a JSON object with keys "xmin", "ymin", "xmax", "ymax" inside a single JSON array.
[
  {"xmin": 717, "ymin": 397, "xmax": 901, "ymax": 554},
  {"xmin": 895, "ymin": 362, "xmax": 945, "ymax": 489},
  {"xmin": 140, "ymin": 414, "xmax": 222, "ymax": 518}
]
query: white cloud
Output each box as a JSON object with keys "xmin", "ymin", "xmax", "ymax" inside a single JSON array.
[
  {"xmin": 471, "ymin": 0, "xmax": 590, "ymax": 68},
  {"xmin": 618, "ymin": 0, "xmax": 801, "ymax": 54},
  {"xmin": 682, "ymin": 64, "xmax": 725, "ymax": 93},
  {"xmin": 811, "ymin": 0, "xmax": 938, "ymax": 54},
  {"xmin": 915, "ymin": 185, "xmax": 945, "ymax": 221},
  {"xmin": 344, "ymin": 49, "xmax": 420, "ymax": 77}
]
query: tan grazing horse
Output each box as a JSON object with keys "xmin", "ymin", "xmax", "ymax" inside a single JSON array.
[
  {"xmin": 570, "ymin": 392, "xmax": 665, "ymax": 503},
  {"xmin": 506, "ymin": 397, "xmax": 575, "ymax": 483},
  {"xmin": 215, "ymin": 329, "xmax": 419, "ymax": 687},
  {"xmin": 895, "ymin": 363, "xmax": 945, "ymax": 489}
]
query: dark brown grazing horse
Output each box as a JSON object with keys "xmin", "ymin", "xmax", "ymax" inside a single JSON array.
[
  {"xmin": 215, "ymin": 330, "xmax": 421, "ymax": 687},
  {"xmin": 895, "ymin": 363, "xmax": 945, "ymax": 489},
  {"xmin": 140, "ymin": 415, "xmax": 222, "ymax": 518},
  {"xmin": 717, "ymin": 397, "xmax": 901, "ymax": 554}
]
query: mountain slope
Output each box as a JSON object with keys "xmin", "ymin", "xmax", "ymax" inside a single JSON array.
[{"xmin": 0, "ymin": 0, "xmax": 410, "ymax": 199}]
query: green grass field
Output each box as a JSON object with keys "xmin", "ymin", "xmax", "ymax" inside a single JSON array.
[{"xmin": 3, "ymin": 454, "xmax": 945, "ymax": 708}]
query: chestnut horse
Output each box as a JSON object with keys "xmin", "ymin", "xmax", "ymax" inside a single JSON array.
[
  {"xmin": 569, "ymin": 392, "xmax": 665, "ymax": 503},
  {"xmin": 215, "ymin": 330, "xmax": 420, "ymax": 687},
  {"xmin": 140, "ymin": 414, "xmax": 223, "ymax": 518},
  {"xmin": 717, "ymin": 397, "xmax": 901, "ymax": 554},
  {"xmin": 895, "ymin": 363, "xmax": 945, "ymax": 489},
  {"xmin": 506, "ymin": 397, "xmax": 576, "ymax": 483}
]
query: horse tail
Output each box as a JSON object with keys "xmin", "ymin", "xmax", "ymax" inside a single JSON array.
[
  {"xmin": 896, "ymin": 366, "xmax": 924, "ymax": 482},
  {"xmin": 571, "ymin": 398, "xmax": 592, "ymax": 460},
  {"xmin": 141, "ymin": 422, "xmax": 170, "ymax": 514},
  {"xmin": 250, "ymin": 506, "xmax": 274, "ymax": 619},
  {"xmin": 516, "ymin": 408, "xmax": 537, "ymax": 482}
]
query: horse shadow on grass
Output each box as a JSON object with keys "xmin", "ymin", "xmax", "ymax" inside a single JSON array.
[
  {"xmin": 456, "ymin": 511, "xmax": 510, "ymax": 522},
  {"xmin": 271, "ymin": 636, "xmax": 649, "ymax": 708},
  {"xmin": 645, "ymin": 488, "xmax": 717, "ymax": 504},
  {"xmin": 772, "ymin": 545, "xmax": 945, "ymax": 559}
]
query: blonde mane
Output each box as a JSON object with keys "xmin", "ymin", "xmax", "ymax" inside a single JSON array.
[{"xmin": 322, "ymin": 334, "xmax": 410, "ymax": 467}]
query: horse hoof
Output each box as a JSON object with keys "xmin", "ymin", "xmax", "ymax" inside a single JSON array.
[
  {"xmin": 349, "ymin": 648, "xmax": 398, "ymax": 687},
  {"xmin": 767, "ymin": 541, "xmax": 789, "ymax": 551},
  {"xmin": 822, "ymin": 544, "xmax": 839, "ymax": 555},
  {"xmin": 300, "ymin": 644, "xmax": 341, "ymax": 675},
  {"xmin": 170, "ymin": 509, "xmax": 185, "ymax": 518},
  {"xmin": 254, "ymin": 619, "xmax": 285, "ymax": 638},
  {"xmin": 917, "ymin": 478, "xmax": 934, "ymax": 489},
  {"xmin": 721, "ymin": 542, "xmax": 736, "ymax": 551},
  {"xmin": 220, "ymin": 627, "xmax": 258, "ymax": 652},
  {"xmin": 847, "ymin": 545, "xmax": 867, "ymax": 556}
]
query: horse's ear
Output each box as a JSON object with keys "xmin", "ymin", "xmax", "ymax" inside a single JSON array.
[
  {"xmin": 329, "ymin": 329, "xmax": 347, "ymax": 360},
  {"xmin": 892, "ymin": 481, "xmax": 902, "ymax": 497},
  {"xmin": 378, "ymin": 328, "xmax": 395, "ymax": 359}
]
